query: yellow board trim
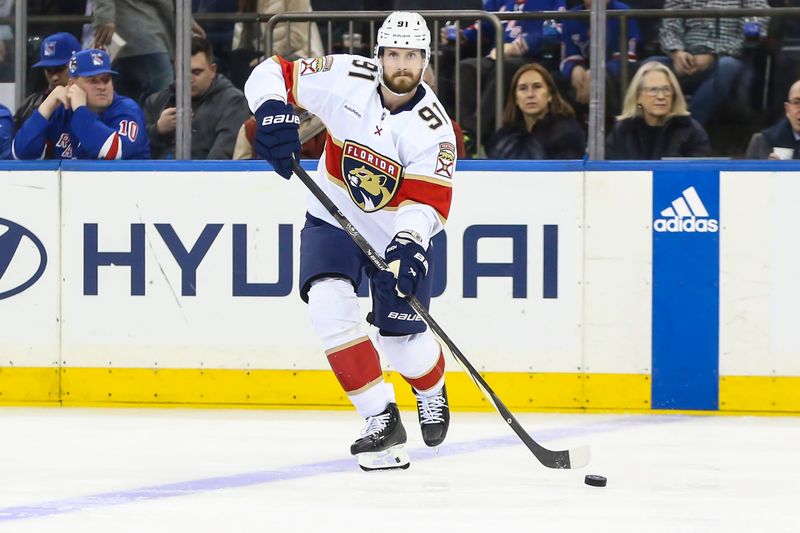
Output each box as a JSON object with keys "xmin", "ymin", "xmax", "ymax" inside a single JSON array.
[
  {"xmin": 1, "ymin": 367, "xmax": 650, "ymax": 410},
  {"xmin": 0, "ymin": 368, "xmax": 796, "ymax": 414},
  {"xmin": 720, "ymin": 375, "xmax": 800, "ymax": 413},
  {"xmin": 0, "ymin": 366, "xmax": 60, "ymax": 403}
]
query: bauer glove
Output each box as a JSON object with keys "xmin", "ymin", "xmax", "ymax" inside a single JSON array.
[
  {"xmin": 253, "ymin": 99, "xmax": 300, "ymax": 179},
  {"xmin": 374, "ymin": 231, "xmax": 429, "ymax": 298}
]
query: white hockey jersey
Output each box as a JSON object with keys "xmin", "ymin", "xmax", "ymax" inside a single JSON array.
[{"xmin": 245, "ymin": 54, "xmax": 456, "ymax": 253}]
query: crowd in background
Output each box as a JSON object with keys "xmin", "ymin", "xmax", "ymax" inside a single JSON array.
[{"xmin": 1, "ymin": 0, "xmax": 800, "ymax": 161}]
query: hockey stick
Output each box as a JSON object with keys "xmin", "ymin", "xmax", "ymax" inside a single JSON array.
[{"xmin": 290, "ymin": 158, "xmax": 590, "ymax": 469}]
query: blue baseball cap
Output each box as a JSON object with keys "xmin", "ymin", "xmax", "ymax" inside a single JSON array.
[
  {"xmin": 33, "ymin": 32, "xmax": 82, "ymax": 68},
  {"xmin": 68, "ymin": 49, "xmax": 118, "ymax": 78}
]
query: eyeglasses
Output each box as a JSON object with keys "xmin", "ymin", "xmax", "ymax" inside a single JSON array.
[
  {"xmin": 642, "ymin": 85, "xmax": 673, "ymax": 97},
  {"xmin": 787, "ymin": 99, "xmax": 800, "ymax": 107}
]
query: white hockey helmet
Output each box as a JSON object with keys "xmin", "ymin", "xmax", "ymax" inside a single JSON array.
[{"xmin": 374, "ymin": 11, "xmax": 431, "ymax": 95}]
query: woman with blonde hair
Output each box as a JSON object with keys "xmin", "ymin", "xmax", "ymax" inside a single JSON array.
[
  {"xmin": 606, "ymin": 61, "xmax": 710, "ymax": 159},
  {"xmin": 486, "ymin": 63, "xmax": 585, "ymax": 159}
]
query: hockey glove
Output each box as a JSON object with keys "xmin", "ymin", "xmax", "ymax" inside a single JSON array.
[
  {"xmin": 253, "ymin": 99, "xmax": 301, "ymax": 179},
  {"xmin": 374, "ymin": 231, "xmax": 429, "ymax": 298}
]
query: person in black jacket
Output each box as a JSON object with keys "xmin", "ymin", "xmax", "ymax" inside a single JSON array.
[
  {"xmin": 745, "ymin": 80, "xmax": 800, "ymax": 159},
  {"xmin": 606, "ymin": 61, "xmax": 710, "ymax": 159},
  {"xmin": 143, "ymin": 35, "xmax": 250, "ymax": 159},
  {"xmin": 486, "ymin": 63, "xmax": 585, "ymax": 160},
  {"xmin": 14, "ymin": 32, "xmax": 81, "ymax": 131}
]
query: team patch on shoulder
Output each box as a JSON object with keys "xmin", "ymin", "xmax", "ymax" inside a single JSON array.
[
  {"xmin": 300, "ymin": 56, "xmax": 334, "ymax": 76},
  {"xmin": 342, "ymin": 140, "xmax": 404, "ymax": 213},
  {"xmin": 435, "ymin": 142, "xmax": 456, "ymax": 179}
]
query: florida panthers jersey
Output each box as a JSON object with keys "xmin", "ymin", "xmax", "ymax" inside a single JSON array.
[
  {"xmin": 245, "ymin": 54, "xmax": 456, "ymax": 252},
  {"xmin": 12, "ymin": 93, "xmax": 150, "ymax": 160}
]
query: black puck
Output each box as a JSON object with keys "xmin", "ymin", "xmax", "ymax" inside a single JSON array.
[{"xmin": 584, "ymin": 474, "xmax": 607, "ymax": 487}]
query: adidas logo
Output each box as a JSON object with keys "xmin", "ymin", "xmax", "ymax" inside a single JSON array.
[{"xmin": 653, "ymin": 186, "xmax": 719, "ymax": 233}]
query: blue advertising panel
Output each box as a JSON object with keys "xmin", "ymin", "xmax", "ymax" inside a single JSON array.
[{"xmin": 652, "ymin": 170, "xmax": 720, "ymax": 410}]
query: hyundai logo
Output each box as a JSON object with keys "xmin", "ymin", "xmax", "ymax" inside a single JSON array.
[{"xmin": 0, "ymin": 218, "xmax": 47, "ymax": 299}]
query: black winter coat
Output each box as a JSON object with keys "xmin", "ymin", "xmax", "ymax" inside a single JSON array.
[
  {"xmin": 486, "ymin": 113, "xmax": 586, "ymax": 160},
  {"xmin": 605, "ymin": 115, "xmax": 711, "ymax": 160}
]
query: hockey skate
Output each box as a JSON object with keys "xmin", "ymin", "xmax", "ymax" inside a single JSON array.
[
  {"xmin": 350, "ymin": 402, "xmax": 410, "ymax": 471},
  {"xmin": 414, "ymin": 384, "xmax": 450, "ymax": 447}
]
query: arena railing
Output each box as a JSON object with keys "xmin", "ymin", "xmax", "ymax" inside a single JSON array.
[
  {"xmin": 4, "ymin": 6, "xmax": 800, "ymax": 159},
  {"xmin": 264, "ymin": 11, "xmax": 505, "ymax": 157}
]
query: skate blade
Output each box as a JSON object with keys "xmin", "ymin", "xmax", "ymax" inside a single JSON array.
[{"xmin": 357, "ymin": 444, "xmax": 410, "ymax": 472}]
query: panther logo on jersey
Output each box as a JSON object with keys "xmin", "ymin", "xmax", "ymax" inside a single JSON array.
[{"xmin": 342, "ymin": 140, "xmax": 403, "ymax": 212}]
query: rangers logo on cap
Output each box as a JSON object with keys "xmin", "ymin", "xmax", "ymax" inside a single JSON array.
[{"xmin": 92, "ymin": 52, "xmax": 104, "ymax": 66}]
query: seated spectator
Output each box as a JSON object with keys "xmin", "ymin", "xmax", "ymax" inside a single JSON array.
[
  {"xmin": 486, "ymin": 63, "xmax": 585, "ymax": 159},
  {"xmin": 143, "ymin": 36, "xmax": 251, "ymax": 159},
  {"xmin": 746, "ymin": 80, "xmax": 800, "ymax": 159},
  {"xmin": 0, "ymin": 103, "xmax": 12, "ymax": 159},
  {"xmin": 452, "ymin": 0, "xmax": 567, "ymax": 151},
  {"xmin": 13, "ymin": 49, "xmax": 150, "ymax": 160},
  {"xmin": 560, "ymin": 0, "xmax": 640, "ymax": 113},
  {"xmin": 657, "ymin": 0, "xmax": 769, "ymax": 126},
  {"xmin": 14, "ymin": 32, "xmax": 82, "ymax": 131},
  {"xmin": 423, "ymin": 65, "xmax": 466, "ymax": 159},
  {"xmin": 606, "ymin": 61, "xmax": 710, "ymax": 159}
]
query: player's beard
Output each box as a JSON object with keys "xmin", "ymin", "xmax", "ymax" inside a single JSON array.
[{"xmin": 383, "ymin": 70, "xmax": 421, "ymax": 95}]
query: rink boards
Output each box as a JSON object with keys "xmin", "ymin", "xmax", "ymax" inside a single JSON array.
[{"xmin": 0, "ymin": 160, "xmax": 798, "ymax": 413}]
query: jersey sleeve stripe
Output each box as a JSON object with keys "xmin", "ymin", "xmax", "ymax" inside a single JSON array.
[
  {"xmin": 276, "ymin": 55, "xmax": 299, "ymax": 106},
  {"xmin": 98, "ymin": 132, "xmax": 121, "ymax": 160},
  {"xmin": 403, "ymin": 172, "xmax": 452, "ymax": 188},
  {"xmin": 391, "ymin": 179, "xmax": 451, "ymax": 222}
]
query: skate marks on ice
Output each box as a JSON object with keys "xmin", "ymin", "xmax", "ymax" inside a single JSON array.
[{"xmin": 0, "ymin": 414, "xmax": 680, "ymax": 522}]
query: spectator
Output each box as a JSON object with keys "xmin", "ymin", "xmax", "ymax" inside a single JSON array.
[
  {"xmin": 486, "ymin": 63, "xmax": 585, "ymax": 159},
  {"xmin": 91, "ymin": 0, "xmax": 205, "ymax": 104},
  {"xmin": 13, "ymin": 49, "xmax": 150, "ymax": 160},
  {"xmin": 144, "ymin": 35, "xmax": 251, "ymax": 159},
  {"xmin": 606, "ymin": 61, "xmax": 710, "ymax": 159},
  {"xmin": 423, "ymin": 65, "xmax": 467, "ymax": 159},
  {"xmin": 193, "ymin": 0, "xmax": 237, "ymax": 74},
  {"xmin": 658, "ymin": 0, "xmax": 769, "ymax": 126},
  {"xmin": 228, "ymin": 0, "xmax": 324, "ymax": 90},
  {"xmin": 14, "ymin": 32, "xmax": 81, "ymax": 131},
  {"xmin": 560, "ymin": 0, "xmax": 640, "ymax": 113},
  {"xmin": 746, "ymin": 80, "xmax": 800, "ymax": 159},
  {"xmin": 233, "ymin": 0, "xmax": 324, "ymax": 59},
  {"xmin": 0, "ymin": 103, "xmax": 12, "ymax": 159},
  {"xmin": 452, "ymin": 0, "xmax": 567, "ymax": 151}
]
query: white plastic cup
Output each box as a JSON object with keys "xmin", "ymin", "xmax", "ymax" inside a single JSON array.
[{"xmin": 773, "ymin": 147, "xmax": 794, "ymax": 160}]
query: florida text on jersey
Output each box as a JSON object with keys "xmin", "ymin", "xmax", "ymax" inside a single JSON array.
[{"xmin": 245, "ymin": 53, "xmax": 456, "ymax": 252}]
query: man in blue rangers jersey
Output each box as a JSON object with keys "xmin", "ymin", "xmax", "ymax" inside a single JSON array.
[
  {"xmin": 245, "ymin": 11, "xmax": 456, "ymax": 471},
  {"xmin": 13, "ymin": 49, "xmax": 150, "ymax": 160}
]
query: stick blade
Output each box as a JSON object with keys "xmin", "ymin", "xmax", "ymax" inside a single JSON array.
[{"xmin": 567, "ymin": 445, "xmax": 591, "ymax": 469}]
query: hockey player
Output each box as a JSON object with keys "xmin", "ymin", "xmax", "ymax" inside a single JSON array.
[
  {"xmin": 13, "ymin": 49, "xmax": 150, "ymax": 160},
  {"xmin": 245, "ymin": 11, "xmax": 456, "ymax": 471}
]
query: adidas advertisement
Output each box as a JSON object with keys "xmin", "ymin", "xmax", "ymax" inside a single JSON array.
[
  {"xmin": 653, "ymin": 185, "xmax": 719, "ymax": 233},
  {"xmin": 651, "ymin": 170, "xmax": 720, "ymax": 410}
]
